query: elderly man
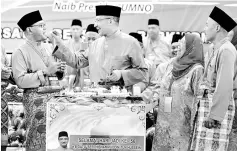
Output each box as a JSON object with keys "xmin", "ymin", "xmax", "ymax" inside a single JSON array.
[
  {"xmin": 191, "ymin": 6, "xmax": 237, "ymax": 151},
  {"xmin": 12, "ymin": 10, "xmax": 66, "ymax": 151},
  {"xmin": 52, "ymin": 5, "xmax": 147, "ymax": 87},
  {"xmin": 144, "ymin": 19, "xmax": 172, "ymax": 67}
]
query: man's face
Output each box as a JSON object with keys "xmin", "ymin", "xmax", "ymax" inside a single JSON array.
[
  {"xmin": 204, "ymin": 18, "xmax": 218, "ymax": 42},
  {"xmin": 58, "ymin": 136, "xmax": 69, "ymax": 148},
  {"xmin": 94, "ymin": 16, "xmax": 112, "ymax": 36},
  {"xmin": 148, "ymin": 25, "xmax": 160, "ymax": 39},
  {"xmin": 85, "ymin": 32, "xmax": 99, "ymax": 46},
  {"xmin": 71, "ymin": 25, "xmax": 82, "ymax": 38},
  {"xmin": 30, "ymin": 20, "xmax": 47, "ymax": 41}
]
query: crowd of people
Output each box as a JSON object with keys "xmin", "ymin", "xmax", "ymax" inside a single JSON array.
[{"xmin": 1, "ymin": 4, "xmax": 237, "ymax": 151}]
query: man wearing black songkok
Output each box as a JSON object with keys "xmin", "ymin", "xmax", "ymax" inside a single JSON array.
[
  {"xmin": 52, "ymin": 5, "xmax": 147, "ymax": 87},
  {"xmin": 144, "ymin": 18, "xmax": 172, "ymax": 67},
  {"xmin": 227, "ymin": 19, "xmax": 237, "ymax": 151},
  {"xmin": 12, "ymin": 10, "xmax": 66, "ymax": 151},
  {"xmin": 191, "ymin": 6, "xmax": 237, "ymax": 151},
  {"xmin": 76, "ymin": 24, "xmax": 100, "ymax": 86},
  {"xmin": 85, "ymin": 24, "xmax": 99, "ymax": 47},
  {"xmin": 51, "ymin": 131, "xmax": 73, "ymax": 151},
  {"xmin": 65, "ymin": 19, "xmax": 83, "ymax": 91}
]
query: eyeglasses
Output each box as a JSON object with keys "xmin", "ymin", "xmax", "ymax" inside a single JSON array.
[
  {"xmin": 95, "ymin": 18, "xmax": 111, "ymax": 23},
  {"xmin": 31, "ymin": 24, "xmax": 46, "ymax": 28}
]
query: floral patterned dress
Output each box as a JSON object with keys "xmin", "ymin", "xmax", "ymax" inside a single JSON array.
[{"xmin": 152, "ymin": 64, "xmax": 203, "ymax": 151}]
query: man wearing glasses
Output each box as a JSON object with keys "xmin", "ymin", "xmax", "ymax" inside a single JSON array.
[
  {"xmin": 11, "ymin": 10, "xmax": 66, "ymax": 151},
  {"xmin": 52, "ymin": 5, "xmax": 147, "ymax": 88}
]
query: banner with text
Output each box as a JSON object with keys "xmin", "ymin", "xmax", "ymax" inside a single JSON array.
[
  {"xmin": 53, "ymin": 0, "xmax": 154, "ymax": 14},
  {"xmin": 46, "ymin": 103, "xmax": 145, "ymax": 151}
]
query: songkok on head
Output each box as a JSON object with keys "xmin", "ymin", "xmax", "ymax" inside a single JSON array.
[
  {"xmin": 129, "ymin": 32, "xmax": 143, "ymax": 43},
  {"xmin": 86, "ymin": 24, "xmax": 98, "ymax": 33},
  {"xmin": 171, "ymin": 34, "xmax": 184, "ymax": 44},
  {"xmin": 58, "ymin": 131, "xmax": 68, "ymax": 138},
  {"xmin": 209, "ymin": 6, "xmax": 237, "ymax": 32},
  {"xmin": 148, "ymin": 19, "xmax": 159, "ymax": 26},
  {"xmin": 17, "ymin": 10, "xmax": 43, "ymax": 31},
  {"xmin": 96, "ymin": 5, "xmax": 121, "ymax": 18},
  {"xmin": 71, "ymin": 19, "xmax": 82, "ymax": 27}
]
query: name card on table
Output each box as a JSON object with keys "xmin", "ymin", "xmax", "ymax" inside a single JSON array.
[
  {"xmin": 6, "ymin": 147, "xmax": 25, "ymax": 151},
  {"xmin": 164, "ymin": 97, "xmax": 172, "ymax": 113},
  {"xmin": 46, "ymin": 102, "xmax": 146, "ymax": 151},
  {"xmin": 133, "ymin": 85, "xmax": 141, "ymax": 96}
]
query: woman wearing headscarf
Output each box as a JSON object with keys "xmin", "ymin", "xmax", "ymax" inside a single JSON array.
[
  {"xmin": 227, "ymin": 23, "xmax": 237, "ymax": 151},
  {"xmin": 151, "ymin": 33, "xmax": 204, "ymax": 151}
]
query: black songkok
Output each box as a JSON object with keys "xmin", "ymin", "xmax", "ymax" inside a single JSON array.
[
  {"xmin": 96, "ymin": 5, "xmax": 121, "ymax": 18},
  {"xmin": 171, "ymin": 34, "xmax": 184, "ymax": 44},
  {"xmin": 58, "ymin": 131, "xmax": 68, "ymax": 138},
  {"xmin": 129, "ymin": 32, "xmax": 143, "ymax": 43},
  {"xmin": 71, "ymin": 19, "xmax": 82, "ymax": 27},
  {"xmin": 86, "ymin": 24, "xmax": 98, "ymax": 33},
  {"xmin": 209, "ymin": 6, "xmax": 237, "ymax": 32},
  {"xmin": 17, "ymin": 10, "xmax": 43, "ymax": 31},
  {"xmin": 148, "ymin": 19, "xmax": 159, "ymax": 26}
]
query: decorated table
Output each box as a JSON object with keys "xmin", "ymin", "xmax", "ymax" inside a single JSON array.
[
  {"xmin": 2, "ymin": 80, "xmax": 158, "ymax": 151},
  {"xmin": 46, "ymin": 85, "xmax": 148, "ymax": 151}
]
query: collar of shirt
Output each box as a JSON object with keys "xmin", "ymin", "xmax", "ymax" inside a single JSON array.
[
  {"xmin": 149, "ymin": 37, "xmax": 165, "ymax": 48},
  {"xmin": 213, "ymin": 37, "xmax": 229, "ymax": 51},
  {"xmin": 26, "ymin": 39, "xmax": 42, "ymax": 48},
  {"xmin": 58, "ymin": 146, "xmax": 69, "ymax": 150},
  {"xmin": 105, "ymin": 29, "xmax": 120, "ymax": 40}
]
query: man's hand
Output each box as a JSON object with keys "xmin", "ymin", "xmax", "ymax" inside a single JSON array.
[
  {"xmin": 60, "ymin": 62, "xmax": 67, "ymax": 72},
  {"xmin": 50, "ymin": 30, "xmax": 63, "ymax": 46},
  {"xmin": 46, "ymin": 32, "xmax": 54, "ymax": 45},
  {"xmin": 108, "ymin": 70, "xmax": 122, "ymax": 81},
  {"xmin": 152, "ymin": 92, "xmax": 159, "ymax": 104},
  {"xmin": 141, "ymin": 90, "xmax": 153, "ymax": 103},
  {"xmin": 43, "ymin": 62, "xmax": 61, "ymax": 76},
  {"xmin": 204, "ymin": 117, "xmax": 220, "ymax": 129}
]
